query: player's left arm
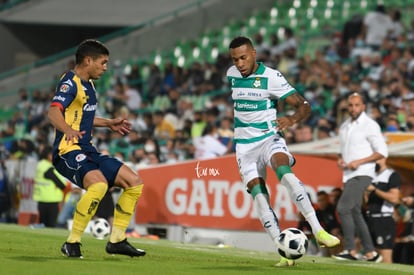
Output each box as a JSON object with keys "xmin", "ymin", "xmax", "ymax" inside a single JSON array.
[
  {"xmin": 276, "ymin": 92, "xmax": 311, "ymax": 131},
  {"xmin": 93, "ymin": 117, "xmax": 131, "ymax": 135}
]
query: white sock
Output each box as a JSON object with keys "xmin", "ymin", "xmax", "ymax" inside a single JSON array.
[
  {"xmin": 281, "ymin": 173, "xmax": 323, "ymax": 235},
  {"xmin": 254, "ymin": 193, "xmax": 280, "ymax": 243}
]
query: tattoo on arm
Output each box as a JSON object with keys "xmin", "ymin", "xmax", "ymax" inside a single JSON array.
[{"xmin": 286, "ymin": 93, "xmax": 311, "ymax": 124}]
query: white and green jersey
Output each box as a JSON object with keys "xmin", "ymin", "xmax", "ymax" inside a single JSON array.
[{"xmin": 227, "ymin": 62, "xmax": 296, "ymax": 144}]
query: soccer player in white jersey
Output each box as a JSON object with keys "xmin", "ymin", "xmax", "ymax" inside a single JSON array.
[{"xmin": 226, "ymin": 36, "xmax": 340, "ymax": 267}]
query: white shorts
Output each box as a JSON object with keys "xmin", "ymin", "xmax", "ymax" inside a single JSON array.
[{"xmin": 235, "ymin": 134, "xmax": 294, "ymax": 187}]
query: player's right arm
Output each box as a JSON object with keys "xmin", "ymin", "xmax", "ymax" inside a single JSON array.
[{"xmin": 48, "ymin": 106, "xmax": 85, "ymax": 144}]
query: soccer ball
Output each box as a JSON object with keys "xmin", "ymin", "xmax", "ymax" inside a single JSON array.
[
  {"xmin": 277, "ymin": 228, "xmax": 308, "ymax": 260},
  {"xmin": 91, "ymin": 218, "xmax": 111, "ymax": 240}
]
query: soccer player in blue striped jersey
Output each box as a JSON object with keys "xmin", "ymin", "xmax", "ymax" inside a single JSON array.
[
  {"xmin": 48, "ymin": 39, "xmax": 145, "ymax": 258},
  {"xmin": 226, "ymin": 36, "xmax": 340, "ymax": 267}
]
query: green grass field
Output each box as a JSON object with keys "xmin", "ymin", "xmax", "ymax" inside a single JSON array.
[{"xmin": 0, "ymin": 223, "xmax": 412, "ymax": 275}]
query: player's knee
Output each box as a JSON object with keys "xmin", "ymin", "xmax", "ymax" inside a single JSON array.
[
  {"xmin": 129, "ymin": 174, "xmax": 143, "ymax": 187},
  {"xmin": 250, "ymin": 182, "xmax": 268, "ymax": 199},
  {"xmin": 124, "ymin": 184, "xmax": 144, "ymax": 198},
  {"xmin": 247, "ymin": 178, "xmax": 263, "ymax": 192},
  {"xmin": 276, "ymin": 165, "xmax": 293, "ymax": 180},
  {"xmin": 89, "ymin": 182, "xmax": 108, "ymax": 199},
  {"xmin": 247, "ymin": 178, "xmax": 267, "ymax": 196}
]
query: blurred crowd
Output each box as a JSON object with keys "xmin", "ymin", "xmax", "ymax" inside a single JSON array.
[{"xmin": 1, "ymin": 3, "xmax": 414, "ymax": 264}]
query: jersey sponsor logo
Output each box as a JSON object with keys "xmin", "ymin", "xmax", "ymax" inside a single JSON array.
[
  {"xmin": 235, "ymin": 102, "xmax": 258, "ymax": 110},
  {"xmin": 59, "ymin": 84, "xmax": 70, "ymax": 93},
  {"xmin": 63, "ymin": 79, "xmax": 73, "ymax": 86},
  {"xmin": 75, "ymin": 154, "xmax": 86, "ymax": 162},
  {"xmin": 83, "ymin": 103, "xmax": 97, "ymax": 111},
  {"xmin": 247, "ymin": 92, "xmax": 262, "ymax": 97},
  {"xmin": 253, "ymin": 78, "xmax": 261, "ymax": 88},
  {"xmin": 236, "ymin": 91, "xmax": 246, "ymax": 97},
  {"xmin": 53, "ymin": 95, "xmax": 66, "ymax": 102}
]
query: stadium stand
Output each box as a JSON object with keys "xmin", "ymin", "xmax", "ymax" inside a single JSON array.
[{"xmin": 2, "ymin": 0, "xmax": 414, "ymax": 160}]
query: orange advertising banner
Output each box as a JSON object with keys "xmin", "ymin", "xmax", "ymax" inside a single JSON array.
[{"xmin": 136, "ymin": 154, "xmax": 342, "ymax": 231}]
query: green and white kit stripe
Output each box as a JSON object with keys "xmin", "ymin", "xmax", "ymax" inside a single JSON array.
[{"xmin": 227, "ymin": 62, "xmax": 296, "ymax": 144}]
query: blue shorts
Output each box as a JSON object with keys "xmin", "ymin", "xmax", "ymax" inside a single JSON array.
[{"xmin": 53, "ymin": 150, "xmax": 123, "ymax": 189}]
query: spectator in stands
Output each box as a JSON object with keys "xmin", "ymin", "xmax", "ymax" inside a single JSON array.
[
  {"xmin": 277, "ymin": 27, "xmax": 297, "ymax": 56},
  {"xmin": 124, "ymin": 82, "xmax": 142, "ymax": 112},
  {"xmin": 401, "ymin": 195, "xmax": 414, "ymax": 239},
  {"xmin": 128, "ymin": 147, "xmax": 147, "ymax": 170},
  {"xmin": 315, "ymin": 126, "xmax": 332, "ymax": 140},
  {"xmin": 333, "ymin": 92, "xmax": 387, "ymax": 262},
  {"xmin": 329, "ymin": 187, "xmax": 342, "ymax": 208},
  {"xmin": 193, "ymin": 123, "xmax": 228, "ymax": 160},
  {"xmin": 362, "ymin": 4, "xmax": 393, "ymax": 50},
  {"xmin": 253, "ymin": 32, "xmax": 269, "ymax": 57},
  {"xmin": 191, "ymin": 110, "xmax": 206, "ymax": 138},
  {"xmin": 269, "ymin": 33, "xmax": 281, "ymax": 59},
  {"xmin": 188, "ymin": 62, "xmax": 205, "ymax": 94},
  {"xmin": 143, "ymin": 137, "xmax": 161, "ymax": 160},
  {"xmin": 175, "ymin": 98, "xmax": 194, "ymax": 130},
  {"xmin": 389, "ymin": 9, "xmax": 405, "ymax": 41},
  {"xmin": 205, "ymin": 63, "xmax": 224, "ymax": 91},
  {"xmin": 106, "ymin": 81, "xmax": 126, "ymax": 116},
  {"xmin": 393, "ymin": 194, "xmax": 414, "ymax": 264},
  {"xmin": 146, "ymin": 64, "xmax": 162, "ymax": 102},
  {"xmin": 125, "ymin": 63, "xmax": 143, "ymax": 92},
  {"xmin": 16, "ymin": 88, "xmax": 30, "ymax": 112},
  {"xmin": 364, "ymin": 158, "xmax": 401, "ymax": 263},
  {"xmin": 405, "ymin": 114, "xmax": 414, "ymax": 132},
  {"xmin": 111, "ymin": 59, "xmax": 127, "ymax": 86},
  {"xmin": 153, "ymin": 110, "xmax": 176, "ymax": 140},
  {"xmin": 292, "ymin": 124, "xmax": 313, "ymax": 143},
  {"xmin": 217, "ymin": 116, "xmax": 234, "ymax": 150}
]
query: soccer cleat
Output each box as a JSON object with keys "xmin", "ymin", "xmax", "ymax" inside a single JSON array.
[
  {"xmin": 366, "ymin": 251, "xmax": 383, "ymax": 263},
  {"xmin": 315, "ymin": 230, "xmax": 340, "ymax": 248},
  {"xmin": 274, "ymin": 256, "xmax": 295, "ymax": 267},
  {"xmin": 331, "ymin": 250, "xmax": 358, "ymax": 261},
  {"xmin": 61, "ymin": 242, "xmax": 83, "ymax": 258},
  {"xmin": 106, "ymin": 239, "xmax": 146, "ymax": 257}
]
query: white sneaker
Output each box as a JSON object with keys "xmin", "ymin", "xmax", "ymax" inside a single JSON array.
[{"xmin": 366, "ymin": 251, "xmax": 382, "ymax": 263}]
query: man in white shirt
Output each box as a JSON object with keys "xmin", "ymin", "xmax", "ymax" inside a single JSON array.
[
  {"xmin": 193, "ymin": 123, "xmax": 227, "ymax": 160},
  {"xmin": 362, "ymin": 4, "xmax": 393, "ymax": 50},
  {"xmin": 333, "ymin": 92, "xmax": 388, "ymax": 262}
]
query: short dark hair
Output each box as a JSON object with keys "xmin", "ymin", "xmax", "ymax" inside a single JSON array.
[
  {"xmin": 39, "ymin": 145, "xmax": 53, "ymax": 160},
  {"xmin": 75, "ymin": 39, "xmax": 109, "ymax": 65},
  {"xmin": 202, "ymin": 123, "xmax": 216, "ymax": 136},
  {"xmin": 229, "ymin": 36, "xmax": 253, "ymax": 49}
]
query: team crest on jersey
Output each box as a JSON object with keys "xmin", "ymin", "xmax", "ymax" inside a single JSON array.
[
  {"xmin": 60, "ymin": 84, "xmax": 70, "ymax": 93},
  {"xmin": 253, "ymin": 78, "xmax": 261, "ymax": 88},
  {"xmin": 75, "ymin": 154, "xmax": 87, "ymax": 162}
]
